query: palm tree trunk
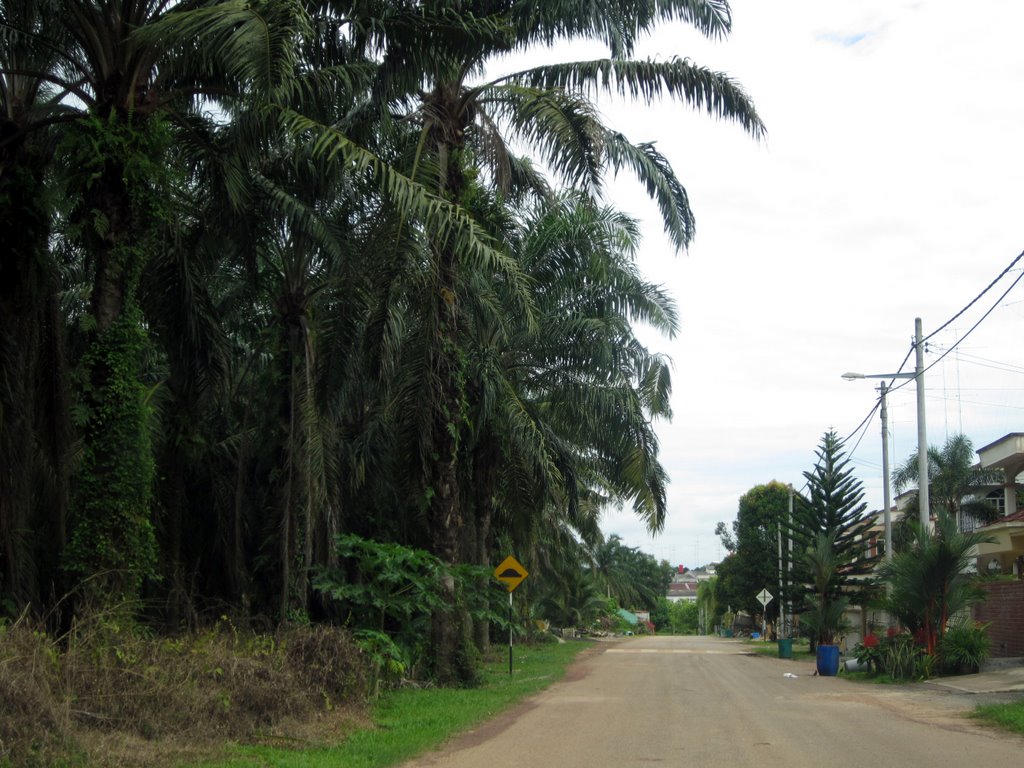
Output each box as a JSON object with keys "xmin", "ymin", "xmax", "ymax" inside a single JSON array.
[
  {"xmin": 0, "ymin": 140, "xmax": 64, "ymax": 608},
  {"xmin": 472, "ymin": 432, "xmax": 500, "ymax": 652},
  {"xmin": 65, "ymin": 114, "xmax": 160, "ymax": 606},
  {"xmin": 427, "ymin": 214, "xmax": 470, "ymax": 684}
]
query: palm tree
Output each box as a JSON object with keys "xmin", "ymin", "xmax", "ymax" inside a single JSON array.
[
  {"xmin": 0, "ymin": 0, "xmax": 75, "ymax": 609},
  {"xmin": 878, "ymin": 510, "xmax": 994, "ymax": 657},
  {"xmin": 799, "ymin": 530, "xmax": 850, "ymax": 648},
  {"xmin": 536, "ymin": 560, "xmax": 608, "ymax": 631},
  {"xmin": 893, "ymin": 434, "xmax": 1002, "ymax": 544},
  {"xmin": 0, "ymin": 0, "xmax": 250, "ymax": 606},
  {"xmin": 457, "ymin": 191, "xmax": 679, "ymax": 649},
  {"xmin": 590, "ymin": 535, "xmax": 647, "ymax": 606},
  {"xmin": 341, "ymin": 0, "xmax": 761, "ymax": 681}
]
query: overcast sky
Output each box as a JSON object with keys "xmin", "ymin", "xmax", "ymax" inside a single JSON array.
[{"xmin": 507, "ymin": 1, "xmax": 1024, "ymax": 567}]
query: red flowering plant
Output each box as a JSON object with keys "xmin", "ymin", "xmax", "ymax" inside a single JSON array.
[
  {"xmin": 852, "ymin": 633, "xmax": 884, "ymax": 673},
  {"xmin": 637, "ymin": 619, "xmax": 656, "ymax": 635},
  {"xmin": 853, "ymin": 630, "xmax": 926, "ymax": 680}
]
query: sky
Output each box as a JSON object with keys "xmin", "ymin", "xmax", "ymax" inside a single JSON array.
[{"xmin": 506, "ymin": 1, "xmax": 1024, "ymax": 568}]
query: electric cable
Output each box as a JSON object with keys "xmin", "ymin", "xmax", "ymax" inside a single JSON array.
[
  {"xmin": 844, "ymin": 397, "xmax": 881, "ymax": 452},
  {"xmin": 921, "ymin": 268, "xmax": 1024, "ymax": 375},
  {"xmin": 922, "ymin": 248, "xmax": 1024, "ymax": 342},
  {"xmin": 887, "ymin": 266, "xmax": 1024, "ymax": 395}
]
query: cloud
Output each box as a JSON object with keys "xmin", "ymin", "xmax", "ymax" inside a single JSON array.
[{"xmin": 493, "ymin": 1, "xmax": 1024, "ymax": 567}]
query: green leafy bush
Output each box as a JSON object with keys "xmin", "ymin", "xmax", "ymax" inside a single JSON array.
[
  {"xmin": 313, "ymin": 534, "xmax": 498, "ymax": 685},
  {"xmin": 852, "ymin": 633, "xmax": 882, "ymax": 672},
  {"xmin": 939, "ymin": 620, "xmax": 991, "ymax": 674}
]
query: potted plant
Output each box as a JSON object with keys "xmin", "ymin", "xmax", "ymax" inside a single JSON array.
[
  {"xmin": 938, "ymin": 620, "xmax": 991, "ymax": 675},
  {"xmin": 799, "ymin": 531, "xmax": 849, "ymax": 676}
]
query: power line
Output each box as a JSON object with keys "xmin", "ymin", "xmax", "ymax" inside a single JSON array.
[
  {"xmin": 842, "ymin": 250, "xmax": 1023, "ymax": 508},
  {"xmin": 886, "ymin": 259, "xmax": 1024, "ymax": 396},
  {"xmin": 923, "ymin": 268, "xmax": 1024, "ymax": 374},
  {"xmin": 922, "ymin": 249, "xmax": 1024, "ymax": 342},
  {"xmin": 927, "ymin": 346, "xmax": 1024, "ymax": 376},
  {"xmin": 844, "ymin": 397, "xmax": 881, "ymax": 453}
]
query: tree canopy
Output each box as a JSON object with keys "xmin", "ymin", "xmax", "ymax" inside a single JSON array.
[
  {"xmin": 715, "ymin": 481, "xmax": 790, "ymax": 620},
  {"xmin": 0, "ymin": 0, "xmax": 761, "ymax": 683}
]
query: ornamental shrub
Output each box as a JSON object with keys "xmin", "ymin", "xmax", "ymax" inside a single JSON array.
[{"xmin": 939, "ymin": 620, "xmax": 991, "ymax": 674}]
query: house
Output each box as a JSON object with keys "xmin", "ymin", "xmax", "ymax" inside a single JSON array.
[
  {"xmin": 971, "ymin": 433, "xmax": 1024, "ymax": 657},
  {"xmin": 974, "ymin": 433, "xmax": 1024, "ymax": 571},
  {"xmin": 665, "ymin": 564, "xmax": 715, "ymax": 603},
  {"xmin": 666, "ymin": 570, "xmax": 698, "ymax": 603}
]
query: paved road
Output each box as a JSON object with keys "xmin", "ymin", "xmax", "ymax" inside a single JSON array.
[{"xmin": 401, "ymin": 635, "xmax": 1024, "ymax": 768}]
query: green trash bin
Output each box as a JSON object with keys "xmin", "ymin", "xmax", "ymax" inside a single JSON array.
[{"xmin": 777, "ymin": 638, "xmax": 793, "ymax": 659}]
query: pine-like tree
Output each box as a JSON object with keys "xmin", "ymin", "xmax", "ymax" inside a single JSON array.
[{"xmin": 791, "ymin": 431, "xmax": 878, "ymax": 607}]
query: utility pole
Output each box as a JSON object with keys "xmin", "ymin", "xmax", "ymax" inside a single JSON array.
[
  {"xmin": 879, "ymin": 381, "xmax": 893, "ymax": 561},
  {"xmin": 785, "ymin": 484, "xmax": 794, "ymax": 637},
  {"xmin": 777, "ymin": 517, "xmax": 783, "ymax": 638},
  {"xmin": 915, "ymin": 317, "xmax": 930, "ymax": 531}
]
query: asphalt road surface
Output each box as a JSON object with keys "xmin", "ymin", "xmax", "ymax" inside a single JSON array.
[{"xmin": 401, "ymin": 635, "xmax": 1024, "ymax": 768}]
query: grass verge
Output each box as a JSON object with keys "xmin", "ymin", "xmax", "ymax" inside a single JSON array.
[
  {"xmin": 203, "ymin": 639, "xmax": 594, "ymax": 768},
  {"xmin": 971, "ymin": 701, "xmax": 1024, "ymax": 735},
  {"xmin": 743, "ymin": 638, "xmax": 814, "ymax": 661}
]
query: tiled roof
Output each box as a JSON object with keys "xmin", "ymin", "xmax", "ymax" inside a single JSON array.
[{"xmin": 983, "ymin": 509, "xmax": 1024, "ymax": 526}]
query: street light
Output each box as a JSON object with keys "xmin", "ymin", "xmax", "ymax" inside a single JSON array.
[{"xmin": 843, "ymin": 318, "xmax": 930, "ymax": 549}]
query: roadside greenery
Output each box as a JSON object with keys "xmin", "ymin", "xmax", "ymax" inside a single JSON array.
[
  {"xmin": 798, "ymin": 530, "xmax": 849, "ymax": 647},
  {"xmin": 878, "ymin": 510, "xmax": 995, "ymax": 658},
  {"xmin": 209, "ymin": 640, "xmax": 592, "ymax": 768},
  {"xmin": 0, "ymin": 0, "xmax": 762, "ymax": 693},
  {"xmin": 972, "ymin": 700, "xmax": 1024, "ymax": 736},
  {"xmin": 714, "ymin": 482, "xmax": 790, "ymax": 622},
  {"xmin": 892, "ymin": 434, "xmax": 1001, "ymax": 547}
]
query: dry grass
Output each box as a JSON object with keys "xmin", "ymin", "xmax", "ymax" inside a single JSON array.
[{"xmin": 0, "ymin": 615, "xmax": 370, "ymax": 767}]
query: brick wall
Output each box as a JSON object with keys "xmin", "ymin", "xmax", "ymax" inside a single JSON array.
[{"xmin": 973, "ymin": 581, "xmax": 1024, "ymax": 657}]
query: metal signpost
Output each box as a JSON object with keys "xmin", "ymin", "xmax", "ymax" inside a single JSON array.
[
  {"xmin": 756, "ymin": 588, "xmax": 773, "ymax": 640},
  {"xmin": 494, "ymin": 555, "xmax": 529, "ymax": 676}
]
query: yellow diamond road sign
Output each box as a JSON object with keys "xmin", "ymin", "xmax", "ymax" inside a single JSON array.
[{"xmin": 494, "ymin": 555, "xmax": 528, "ymax": 592}]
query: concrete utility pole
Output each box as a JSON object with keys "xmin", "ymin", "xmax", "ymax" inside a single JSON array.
[
  {"xmin": 777, "ymin": 517, "xmax": 783, "ymax": 637},
  {"xmin": 843, "ymin": 317, "xmax": 931, "ymax": 549},
  {"xmin": 879, "ymin": 381, "xmax": 892, "ymax": 561},
  {"xmin": 914, "ymin": 317, "xmax": 930, "ymax": 531}
]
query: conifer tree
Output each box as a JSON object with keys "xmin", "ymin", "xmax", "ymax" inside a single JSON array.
[{"xmin": 791, "ymin": 431, "xmax": 878, "ymax": 605}]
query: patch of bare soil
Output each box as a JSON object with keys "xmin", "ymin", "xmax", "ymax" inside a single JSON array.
[{"xmin": 815, "ymin": 684, "xmax": 1014, "ymax": 737}]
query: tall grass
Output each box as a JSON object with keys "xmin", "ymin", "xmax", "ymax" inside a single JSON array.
[{"xmin": 207, "ymin": 640, "xmax": 593, "ymax": 768}]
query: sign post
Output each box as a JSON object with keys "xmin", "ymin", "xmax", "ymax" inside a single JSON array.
[
  {"xmin": 756, "ymin": 587, "xmax": 773, "ymax": 641},
  {"xmin": 494, "ymin": 555, "xmax": 529, "ymax": 676}
]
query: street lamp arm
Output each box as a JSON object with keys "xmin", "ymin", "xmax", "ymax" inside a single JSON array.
[{"xmin": 842, "ymin": 371, "xmax": 916, "ymax": 381}]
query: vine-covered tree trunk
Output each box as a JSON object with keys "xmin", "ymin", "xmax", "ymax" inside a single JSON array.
[{"xmin": 63, "ymin": 114, "xmax": 165, "ymax": 607}]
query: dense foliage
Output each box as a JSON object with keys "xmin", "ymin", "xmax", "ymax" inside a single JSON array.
[
  {"xmin": 877, "ymin": 510, "xmax": 995, "ymax": 657},
  {"xmin": 0, "ymin": 1, "xmax": 761, "ymax": 682},
  {"xmin": 714, "ymin": 481, "xmax": 789, "ymax": 621}
]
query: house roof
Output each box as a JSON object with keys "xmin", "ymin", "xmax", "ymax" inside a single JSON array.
[
  {"xmin": 978, "ymin": 433, "xmax": 1024, "ymax": 475},
  {"xmin": 617, "ymin": 608, "xmax": 639, "ymax": 625},
  {"xmin": 983, "ymin": 509, "xmax": 1024, "ymax": 527},
  {"xmin": 976, "ymin": 508, "xmax": 1024, "ymax": 557}
]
